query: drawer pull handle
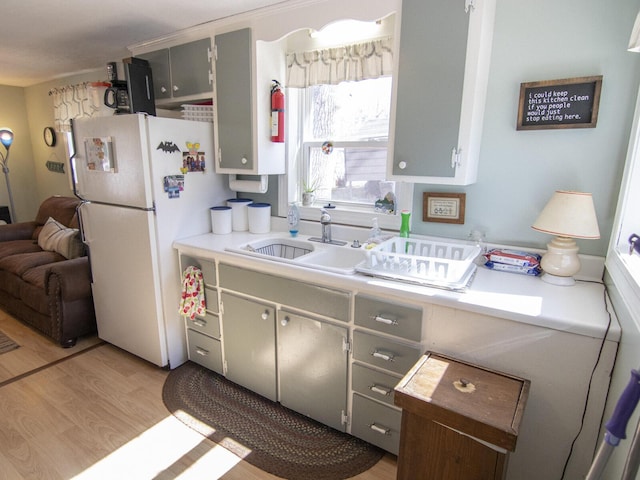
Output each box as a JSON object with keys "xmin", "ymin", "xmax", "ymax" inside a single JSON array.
[
  {"xmin": 370, "ymin": 385, "xmax": 391, "ymax": 396},
  {"xmin": 374, "ymin": 315, "xmax": 397, "ymax": 326},
  {"xmin": 369, "ymin": 423, "xmax": 391, "ymax": 436},
  {"xmin": 373, "ymin": 350, "xmax": 395, "ymax": 362},
  {"xmin": 193, "ymin": 320, "xmax": 206, "ymax": 327},
  {"xmin": 195, "ymin": 347, "xmax": 209, "ymax": 356}
]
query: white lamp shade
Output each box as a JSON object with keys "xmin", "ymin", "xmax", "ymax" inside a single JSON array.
[
  {"xmin": 532, "ymin": 191, "xmax": 600, "ymax": 239},
  {"xmin": 630, "ymin": 10, "xmax": 640, "ymax": 52}
]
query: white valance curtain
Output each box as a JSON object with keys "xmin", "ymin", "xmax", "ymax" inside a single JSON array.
[
  {"xmin": 49, "ymin": 82, "xmax": 106, "ymax": 132},
  {"xmin": 286, "ymin": 37, "xmax": 393, "ymax": 88}
]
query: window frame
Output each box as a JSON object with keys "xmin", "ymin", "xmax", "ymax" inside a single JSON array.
[
  {"xmin": 279, "ymin": 81, "xmax": 412, "ymax": 231},
  {"xmin": 605, "ymin": 83, "xmax": 640, "ymax": 322}
]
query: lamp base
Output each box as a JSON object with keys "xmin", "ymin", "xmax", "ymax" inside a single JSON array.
[
  {"xmin": 540, "ymin": 272, "xmax": 576, "ymax": 286},
  {"xmin": 539, "ymin": 236, "xmax": 581, "ymax": 287}
]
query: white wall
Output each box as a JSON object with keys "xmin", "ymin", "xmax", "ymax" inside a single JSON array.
[{"xmin": 0, "ymin": 85, "xmax": 39, "ymax": 223}]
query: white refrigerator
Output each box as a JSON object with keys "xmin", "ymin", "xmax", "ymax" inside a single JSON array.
[{"xmin": 72, "ymin": 114, "xmax": 232, "ymax": 368}]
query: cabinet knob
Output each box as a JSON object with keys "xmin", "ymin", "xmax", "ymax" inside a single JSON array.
[
  {"xmin": 398, "ymin": 161, "xmax": 407, "ymax": 170},
  {"xmin": 160, "ymin": 86, "xmax": 167, "ymax": 94},
  {"xmin": 241, "ymin": 157, "xmax": 248, "ymax": 165},
  {"xmin": 280, "ymin": 316, "xmax": 290, "ymax": 327},
  {"xmin": 173, "ymin": 85, "xmax": 179, "ymax": 92},
  {"xmin": 261, "ymin": 311, "xmax": 269, "ymax": 321}
]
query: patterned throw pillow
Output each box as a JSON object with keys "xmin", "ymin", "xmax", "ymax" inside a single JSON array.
[{"xmin": 37, "ymin": 217, "xmax": 84, "ymax": 259}]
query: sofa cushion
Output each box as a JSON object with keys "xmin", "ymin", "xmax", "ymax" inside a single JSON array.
[
  {"xmin": 38, "ymin": 217, "xmax": 84, "ymax": 259},
  {"xmin": 0, "ymin": 239, "xmax": 41, "ymax": 258},
  {"xmin": 0, "ymin": 251, "xmax": 65, "ymax": 277},
  {"xmin": 32, "ymin": 196, "xmax": 81, "ymax": 240}
]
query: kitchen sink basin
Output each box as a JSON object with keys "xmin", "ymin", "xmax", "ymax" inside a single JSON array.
[
  {"xmin": 296, "ymin": 245, "xmax": 366, "ymax": 274},
  {"xmin": 241, "ymin": 238, "xmax": 314, "ymax": 259},
  {"xmin": 226, "ymin": 236, "xmax": 365, "ymax": 275}
]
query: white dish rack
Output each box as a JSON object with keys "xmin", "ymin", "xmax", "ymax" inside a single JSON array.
[{"xmin": 356, "ymin": 237, "xmax": 480, "ymax": 290}]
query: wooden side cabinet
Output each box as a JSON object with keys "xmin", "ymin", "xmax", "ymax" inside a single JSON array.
[{"xmin": 394, "ymin": 353, "xmax": 530, "ymax": 480}]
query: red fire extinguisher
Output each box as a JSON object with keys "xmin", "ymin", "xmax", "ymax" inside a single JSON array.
[{"xmin": 271, "ymin": 80, "xmax": 285, "ymax": 143}]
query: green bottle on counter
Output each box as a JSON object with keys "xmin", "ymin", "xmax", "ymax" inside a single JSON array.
[{"xmin": 400, "ymin": 210, "xmax": 411, "ymax": 238}]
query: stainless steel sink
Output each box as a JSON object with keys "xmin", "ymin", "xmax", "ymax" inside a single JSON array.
[{"xmin": 226, "ymin": 236, "xmax": 364, "ymax": 275}]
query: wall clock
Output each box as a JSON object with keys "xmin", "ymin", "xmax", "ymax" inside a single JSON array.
[{"xmin": 43, "ymin": 127, "xmax": 56, "ymax": 147}]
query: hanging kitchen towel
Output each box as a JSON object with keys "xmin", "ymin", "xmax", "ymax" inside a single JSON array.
[{"xmin": 179, "ymin": 265, "xmax": 206, "ymax": 320}]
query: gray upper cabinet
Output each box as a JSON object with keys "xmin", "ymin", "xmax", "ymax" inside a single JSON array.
[
  {"xmin": 213, "ymin": 28, "xmax": 286, "ymax": 175},
  {"xmin": 214, "ymin": 28, "xmax": 254, "ymax": 172},
  {"xmin": 388, "ymin": 0, "xmax": 496, "ymax": 185},
  {"xmin": 138, "ymin": 38, "xmax": 213, "ymax": 102}
]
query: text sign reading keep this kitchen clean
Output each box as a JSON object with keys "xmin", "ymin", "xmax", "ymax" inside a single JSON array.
[{"xmin": 517, "ymin": 76, "xmax": 602, "ymax": 130}]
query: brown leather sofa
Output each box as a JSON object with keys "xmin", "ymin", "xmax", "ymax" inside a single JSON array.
[{"xmin": 0, "ymin": 196, "xmax": 96, "ymax": 347}]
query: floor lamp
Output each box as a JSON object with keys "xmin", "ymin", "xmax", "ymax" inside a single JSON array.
[{"xmin": 0, "ymin": 128, "xmax": 15, "ymax": 223}]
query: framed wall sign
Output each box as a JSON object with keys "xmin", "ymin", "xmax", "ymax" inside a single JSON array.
[
  {"xmin": 423, "ymin": 192, "xmax": 466, "ymax": 224},
  {"xmin": 517, "ymin": 75, "xmax": 602, "ymax": 130}
]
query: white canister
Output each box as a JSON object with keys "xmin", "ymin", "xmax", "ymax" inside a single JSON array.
[
  {"xmin": 210, "ymin": 206, "xmax": 232, "ymax": 234},
  {"xmin": 227, "ymin": 198, "xmax": 253, "ymax": 231},
  {"xmin": 248, "ymin": 202, "xmax": 271, "ymax": 234}
]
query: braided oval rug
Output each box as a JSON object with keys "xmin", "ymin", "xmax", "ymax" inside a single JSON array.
[{"xmin": 163, "ymin": 362, "xmax": 384, "ymax": 480}]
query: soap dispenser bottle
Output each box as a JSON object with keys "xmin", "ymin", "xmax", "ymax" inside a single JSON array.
[
  {"xmin": 287, "ymin": 203, "xmax": 299, "ymax": 237},
  {"xmin": 370, "ymin": 218, "xmax": 382, "ymax": 241}
]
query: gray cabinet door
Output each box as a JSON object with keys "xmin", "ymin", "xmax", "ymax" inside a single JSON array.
[
  {"xmin": 138, "ymin": 38, "xmax": 212, "ymax": 100},
  {"xmin": 392, "ymin": 0, "xmax": 469, "ymax": 178},
  {"xmin": 221, "ymin": 292, "xmax": 276, "ymax": 401},
  {"xmin": 278, "ymin": 309, "xmax": 348, "ymax": 431},
  {"xmin": 170, "ymin": 38, "xmax": 212, "ymax": 97},
  {"xmin": 214, "ymin": 28, "xmax": 254, "ymax": 171},
  {"xmin": 138, "ymin": 49, "xmax": 172, "ymax": 100}
]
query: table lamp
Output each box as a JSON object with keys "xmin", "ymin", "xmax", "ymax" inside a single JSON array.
[{"xmin": 531, "ymin": 190, "xmax": 600, "ymax": 286}]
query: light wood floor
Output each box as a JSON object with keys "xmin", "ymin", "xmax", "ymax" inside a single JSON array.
[{"xmin": 0, "ymin": 312, "xmax": 397, "ymax": 479}]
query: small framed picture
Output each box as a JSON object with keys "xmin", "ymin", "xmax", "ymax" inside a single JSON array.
[{"xmin": 423, "ymin": 192, "xmax": 466, "ymax": 224}]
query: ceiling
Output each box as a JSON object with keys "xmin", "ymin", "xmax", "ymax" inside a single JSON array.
[{"xmin": 2, "ymin": 0, "xmax": 292, "ymax": 87}]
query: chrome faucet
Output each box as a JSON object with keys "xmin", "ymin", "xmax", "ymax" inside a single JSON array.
[{"xmin": 320, "ymin": 209, "xmax": 332, "ymax": 243}]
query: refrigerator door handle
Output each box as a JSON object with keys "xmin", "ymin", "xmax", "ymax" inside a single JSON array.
[{"xmin": 76, "ymin": 201, "xmax": 93, "ymax": 284}]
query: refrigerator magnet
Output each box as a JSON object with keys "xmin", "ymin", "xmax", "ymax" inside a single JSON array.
[
  {"xmin": 157, "ymin": 141, "xmax": 180, "ymax": 153},
  {"xmin": 163, "ymin": 175, "xmax": 184, "ymax": 199}
]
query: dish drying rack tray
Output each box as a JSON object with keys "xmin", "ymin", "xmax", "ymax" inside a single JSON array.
[{"xmin": 356, "ymin": 237, "xmax": 480, "ymax": 290}]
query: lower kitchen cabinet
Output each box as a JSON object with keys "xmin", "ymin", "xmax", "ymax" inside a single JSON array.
[
  {"xmin": 278, "ymin": 309, "xmax": 348, "ymax": 431},
  {"xmin": 220, "ymin": 291, "xmax": 277, "ymax": 401}
]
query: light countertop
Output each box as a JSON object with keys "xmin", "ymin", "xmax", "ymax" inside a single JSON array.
[{"xmin": 173, "ymin": 222, "xmax": 619, "ymax": 342}]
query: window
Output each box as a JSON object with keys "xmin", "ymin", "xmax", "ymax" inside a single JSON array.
[
  {"xmin": 279, "ymin": 16, "xmax": 410, "ymax": 230},
  {"xmin": 606, "ymin": 83, "xmax": 640, "ymax": 317},
  {"xmin": 303, "ymin": 78, "xmax": 394, "ymax": 208}
]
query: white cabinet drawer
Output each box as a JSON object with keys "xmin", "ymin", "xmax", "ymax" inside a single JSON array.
[
  {"xmin": 353, "ymin": 331, "xmax": 422, "ymax": 376},
  {"xmin": 186, "ymin": 311, "xmax": 220, "ymax": 339},
  {"xmin": 355, "ymin": 295, "xmax": 422, "ymax": 341},
  {"xmin": 352, "ymin": 363, "xmax": 401, "ymax": 407},
  {"xmin": 187, "ymin": 329, "xmax": 223, "ymax": 374},
  {"xmin": 351, "ymin": 393, "xmax": 401, "ymax": 455}
]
